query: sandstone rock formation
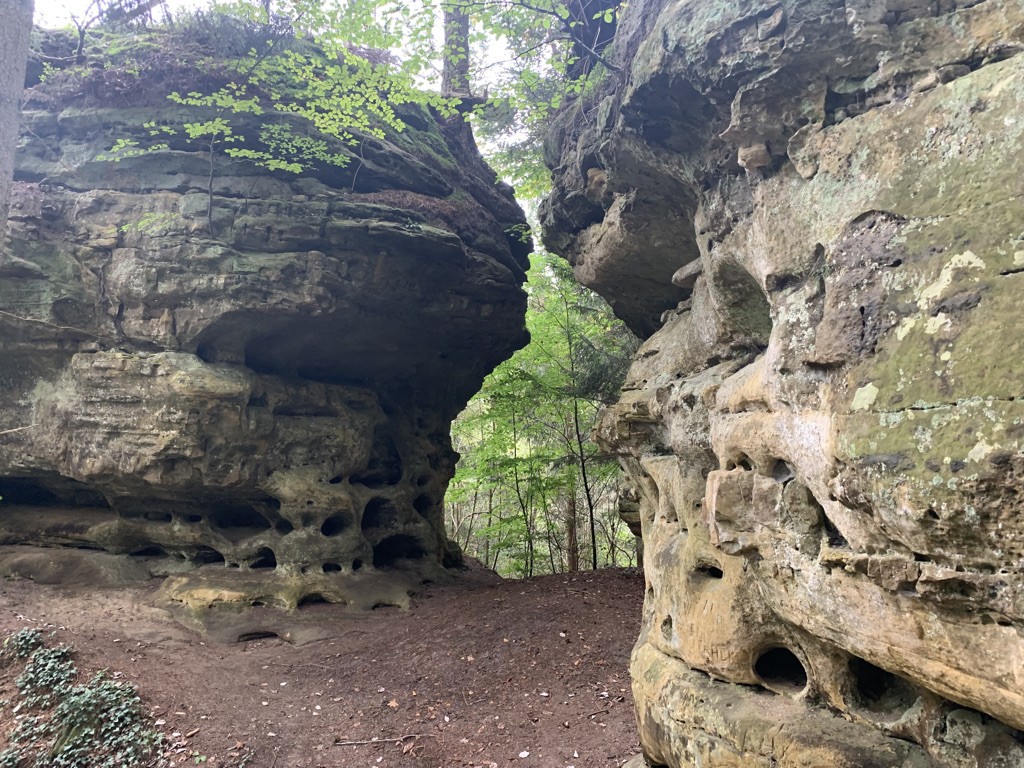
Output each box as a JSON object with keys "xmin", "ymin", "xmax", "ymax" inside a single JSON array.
[
  {"xmin": 542, "ymin": 0, "xmax": 1024, "ymax": 765},
  {"xmin": 0, "ymin": 42, "xmax": 528, "ymax": 631}
]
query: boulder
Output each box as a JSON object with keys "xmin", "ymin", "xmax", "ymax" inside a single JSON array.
[
  {"xmin": 0, "ymin": 36, "xmax": 528, "ymax": 628},
  {"xmin": 542, "ymin": 0, "xmax": 1024, "ymax": 764}
]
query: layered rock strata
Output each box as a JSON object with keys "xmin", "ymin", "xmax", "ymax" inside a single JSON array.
[
  {"xmin": 542, "ymin": 0, "xmax": 1024, "ymax": 765},
  {"xmin": 0, "ymin": 54, "xmax": 528, "ymax": 625}
]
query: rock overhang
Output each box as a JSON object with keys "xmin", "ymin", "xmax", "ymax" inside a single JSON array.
[{"xmin": 0, "ymin": 30, "xmax": 530, "ymax": 637}]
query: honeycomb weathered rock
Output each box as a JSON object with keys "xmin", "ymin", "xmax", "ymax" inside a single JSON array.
[
  {"xmin": 0, "ymin": 52, "xmax": 529, "ymax": 630},
  {"xmin": 542, "ymin": 0, "xmax": 1024, "ymax": 764}
]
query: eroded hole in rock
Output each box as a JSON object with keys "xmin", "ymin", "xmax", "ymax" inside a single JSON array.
[
  {"xmin": 350, "ymin": 427, "xmax": 402, "ymax": 487},
  {"xmin": 849, "ymin": 657, "xmax": 918, "ymax": 714},
  {"xmin": 321, "ymin": 514, "xmax": 349, "ymax": 537},
  {"xmin": 246, "ymin": 392, "xmax": 268, "ymax": 408},
  {"xmin": 328, "ymin": 475, "xmax": 343, "ymax": 485},
  {"xmin": 413, "ymin": 494, "xmax": 433, "ymax": 518},
  {"xmin": 823, "ymin": 515, "xmax": 850, "ymax": 548},
  {"xmin": 754, "ymin": 646, "xmax": 808, "ymax": 695},
  {"xmin": 250, "ymin": 547, "xmax": 277, "ymax": 569},
  {"xmin": 660, "ymin": 615, "xmax": 673, "ymax": 640},
  {"xmin": 415, "ymin": 475, "xmax": 430, "ymax": 487},
  {"xmin": 372, "ymin": 534, "xmax": 426, "ymax": 568},
  {"xmin": 275, "ymin": 519, "xmax": 294, "ymax": 534},
  {"xmin": 352, "ymin": 558, "xmax": 363, "ymax": 571},
  {"xmin": 238, "ymin": 631, "xmax": 279, "ymax": 643},
  {"xmin": 208, "ymin": 501, "xmax": 273, "ymax": 542},
  {"xmin": 695, "ymin": 562, "xmax": 724, "ymax": 580},
  {"xmin": 372, "ymin": 601, "xmax": 400, "ymax": 610},
  {"xmin": 770, "ymin": 459, "xmax": 795, "ymax": 484},
  {"xmin": 362, "ymin": 497, "xmax": 399, "ymax": 530},
  {"xmin": 297, "ymin": 593, "xmax": 330, "ymax": 608},
  {"xmin": 183, "ymin": 514, "xmax": 203, "ymax": 524},
  {"xmin": 0, "ymin": 476, "xmax": 110, "ymax": 508},
  {"xmin": 442, "ymin": 549, "xmax": 462, "ymax": 568},
  {"xmin": 726, "ymin": 454, "xmax": 754, "ymax": 472},
  {"xmin": 192, "ymin": 547, "xmax": 225, "ymax": 565},
  {"xmin": 144, "ymin": 511, "xmax": 172, "ymax": 522},
  {"xmin": 322, "ymin": 562, "xmax": 342, "ymax": 573},
  {"xmin": 130, "ymin": 546, "xmax": 167, "ymax": 557}
]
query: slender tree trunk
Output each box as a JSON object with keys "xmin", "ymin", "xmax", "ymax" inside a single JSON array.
[
  {"xmin": 0, "ymin": 0, "xmax": 33, "ymax": 246},
  {"xmin": 483, "ymin": 486, "xmax": 494, "ymax": 568},
  {"xmin": 566, "ymin": 492, "xmax": 580, "ymax": 572},
  {"xmin": 572, "ymin": 398, "xmax": 600, "ymax": 569},
  {"xmin": 440, "ymin": 0, "xmax": 470, "ymax": 98}
]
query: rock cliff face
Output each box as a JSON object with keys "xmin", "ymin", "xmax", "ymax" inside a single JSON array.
[
  {"xmin": 542, "ymin": 0, "xmax": 1024, "ymax": 765},
  {"xmin": 0, "ymin": 52, "xmax": 528, "ymax": 629}
]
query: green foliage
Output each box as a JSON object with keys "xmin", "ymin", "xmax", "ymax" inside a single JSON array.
[
  {"xmin": 2, "ymin": 629, "xmax": 44, "ymax": 661},
  {"xmin": 448, "ymin": 252, "xmax": 638, "ymax": 577},
  {"xmin": 47, "ymin": 674, "xmax": 164, "ymax": 767},
  {"xmin": 0, "ymin": 631, "xmax": 165, "ymax": 768},
  {"xmin": 16, "ymin": 646, "xmax": 77, "ymax": 708}
]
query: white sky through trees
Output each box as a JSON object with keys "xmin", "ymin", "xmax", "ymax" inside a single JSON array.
[{"xmin": 34, "ymin": 0, "xmax": 199, "ymax": 27}]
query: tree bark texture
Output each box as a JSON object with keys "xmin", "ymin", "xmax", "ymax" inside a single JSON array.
[
  {"xmin": 0, "ymin": 0, "xmax": 32, "ymax": 245},
  {"xmin": 440, "ymin": 1, "xmax": 470, "ymax": 98}
]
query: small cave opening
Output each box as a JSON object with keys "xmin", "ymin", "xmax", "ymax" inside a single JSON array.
[
  {"xmin": 237, "ymin": 631, "xmax": 280, "ymax": 643},
  {"xmin": 362, "ymin": 497, "xmax": 399, "ymax": 530},
  {"xmin": 322, "ymin": 562, "xmax": 342, "ymax": 573},
  {"xmin": 321, "ymin": 514, "xmax": 350, "ymax": 537},
  {"xmin": 372, "ymin": 601, "xmax": 400, "ymax": 610},
  {"xmin": 413, "ymin": 495, "xmax": 433, "ymax": 518},
  {"xmin": 328, "ymin": 475, "xmax": 344, "ymax": 485},
  {"xmin": 130, "ymin": 546, "xmax": 168, "ymax": 557},
  {"xmin": 183, "ymin": 514, "xmax": 203, "ymax": 524},
  {"xmin": 0, "ymin": 476, "xmax": 110, "ymax": 508},
  {"xmin": 352, "ymin": 558, "xmax": 363, "ymax": 571},
  {"xmin": 849, "ymin": 657, "xmax": 918, "ymax": 714},
  {"xmin": 754, "ymin": 646, "xmax": 808, "ymax": 695},
  {"xmin": 275, "ymin": 519, "xmax": 294, "ymax": 534},
  {"xmin": 350, "ymin": 428, "xmax": 403, "ymax": 488},
  {"xmin": 208, "ymin": 501, "xmax": 273, "ymax": 542},
  {"xmin": 192, "ymin": 547, "xmax": 225, "ymax": 565},
  {"xmin": 372, "ymin": 534, "xmax": 426, "ymax": 568},
  {"xmin": 250, "ymin": 547, "xmax": 277, "ymax": 570},
  {"xmin": 144, "ymin": 511, "xmax": 172, "ymax": 523},
  {"xmin": 297, "ymin": 593, "xmax": 330, "ymax": 609},
  {"xmin": 415, "ymin": 475, "xmax": 430, "ymax": 487}
]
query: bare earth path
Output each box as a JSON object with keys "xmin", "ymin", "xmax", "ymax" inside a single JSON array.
[{"xmin": 0, "ymin": 566, "xmax": 644, "ymax": 768}]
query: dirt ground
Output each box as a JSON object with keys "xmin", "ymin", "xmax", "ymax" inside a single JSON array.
[{"xmin": 0, "ymin": 565, "xmax": 644, "ymax": 768}]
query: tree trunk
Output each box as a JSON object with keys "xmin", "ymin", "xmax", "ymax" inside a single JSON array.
[
  {"xmin": 566, "ymin": 492, "xmax": 580, "ymax": 572},
  {"xmin": 0, "ymin": 0, "xmax": 32, "ymax": 246},
  {"xmin": 440, "ymin": 0, "xmax": 470, "ymax": 98}
]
